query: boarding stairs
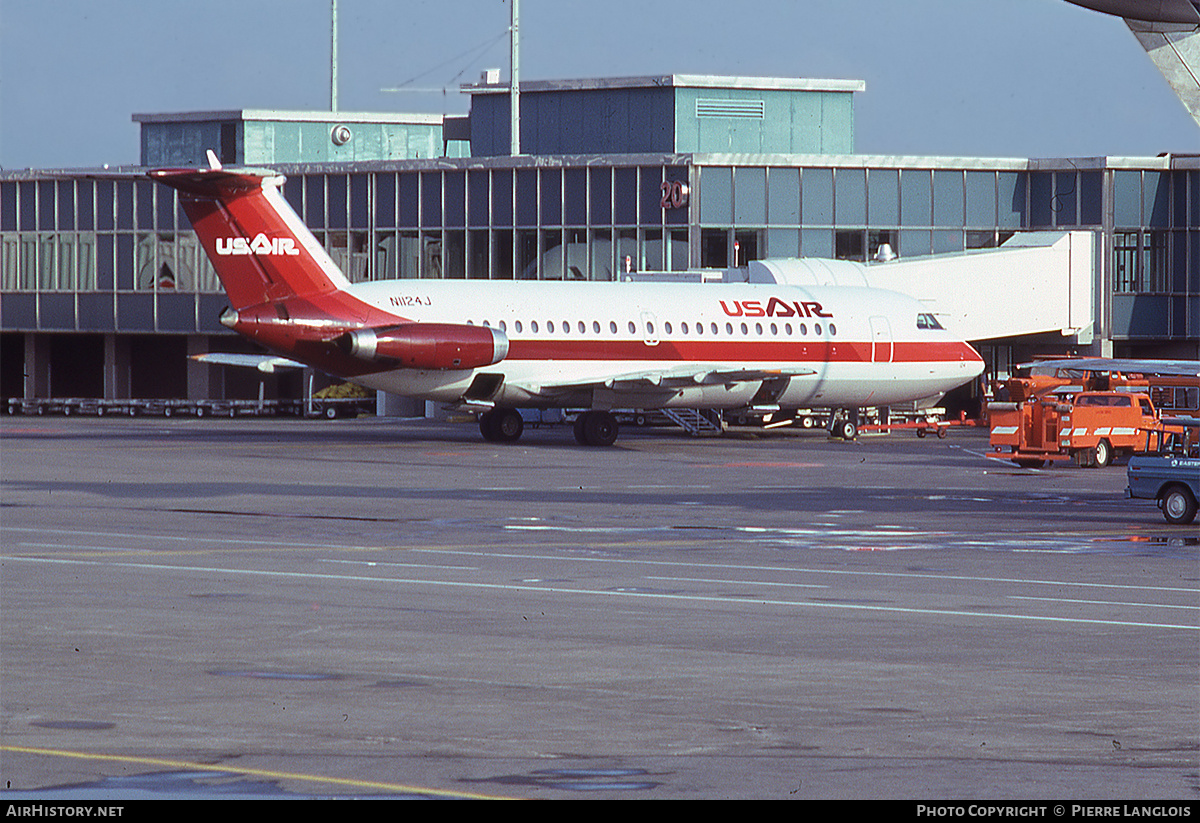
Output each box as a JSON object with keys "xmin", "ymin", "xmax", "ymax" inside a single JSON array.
[{"xmin": 662, "ymin": 408, "xmax": 725, "ymax": 436}]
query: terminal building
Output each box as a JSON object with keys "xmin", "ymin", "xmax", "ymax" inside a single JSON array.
[{"xmin": 2, "ymin": 74, "xmax": 1198, "ymax": 410}]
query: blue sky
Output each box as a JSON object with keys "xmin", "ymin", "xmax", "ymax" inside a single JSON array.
[{"xmin": 1, "ymin": 0, "xmax": 1196, "ymax": 169}]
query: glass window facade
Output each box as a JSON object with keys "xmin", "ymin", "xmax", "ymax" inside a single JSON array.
[{"xmin": 2, "ymin": 158, "xmax": 1198, "ymax": 346}]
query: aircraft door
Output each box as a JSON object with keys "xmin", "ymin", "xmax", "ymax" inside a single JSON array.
[{"xmin": 870, "ymin": 316, "xmax": 893, "ymax": 363}]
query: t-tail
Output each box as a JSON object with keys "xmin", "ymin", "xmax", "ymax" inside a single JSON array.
[
  {"xmin": 149, "ymin": 153, "xmax": 351, "ymax": 310},
  {"xmin": 149, "ymin": 155, "xmax": 397, "ymax": 373}
]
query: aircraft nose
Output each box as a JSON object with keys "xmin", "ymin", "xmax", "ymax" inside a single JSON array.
[
  {"xmin": 963, "ymin": 350, "xmax": 986, "ymax": 385},
  {"xmin": 962, "ymin": 341, "xmax": 985, "ymax": 368}
]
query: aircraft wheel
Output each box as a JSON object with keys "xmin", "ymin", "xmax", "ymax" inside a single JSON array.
[
  {"xmin": 577, "ymin": 410, "xmax": 618, "ymax": 446},
  {"xmin": 493, "ymin": 409, "xmax": 524, "ymax": 442},
  {"xmin": 480, "ymin": 411, "xmax": 499, "ymax": 441},
  {"xmin": 1094, "ymin": 439, "xmax": 1113, "ymax": 469},
  {"xmin": 481, "ymin": 409, "xmax": 524, "ymax": 443},
  {"xmin": 1161, "ymin": 485, "xmax": 1198, "ymax": 525},
  {"xmin": 837, "ymin": 419, "xmax": 858, "ymax": 440}
]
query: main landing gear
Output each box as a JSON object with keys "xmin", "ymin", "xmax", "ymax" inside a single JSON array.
[
  {"xmin": 478, "ymin": 408, "xmax": 620, "ymax": 446},
  {"xmin": 574, "ymin": 410, "xmax": 619, "ymax": 447},
  {"xmin": 479, "ymin": 408, "xmax": 524, "ymax": 443}
]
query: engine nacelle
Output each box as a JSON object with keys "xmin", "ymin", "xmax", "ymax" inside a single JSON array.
[{"xmin": 335, "ymin": 323, "xmax": 509, "ymax": 370}]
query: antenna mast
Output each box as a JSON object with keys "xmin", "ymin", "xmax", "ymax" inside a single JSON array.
[
  {"xmin": 510, "ymin": 0, "xmax": 520, "ymax": 155},
  {"xmin": 331, "ymin": 0, "xmax": 339, "ymax": 112}
]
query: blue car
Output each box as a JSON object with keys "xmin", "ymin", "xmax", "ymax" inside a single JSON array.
[{"xmin": 1126, "ymin": 417, "xmax": 1200, "ymax": 525}]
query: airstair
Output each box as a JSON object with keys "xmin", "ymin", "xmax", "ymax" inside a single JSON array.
[{"xmin": 661, "ymin": 408, "xmax": 725, "ymax": 436}]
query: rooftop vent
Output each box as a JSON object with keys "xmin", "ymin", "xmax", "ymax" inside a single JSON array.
[{"xmin": 695, "ymin": 98, "xmax": 765, "ymax": 119}]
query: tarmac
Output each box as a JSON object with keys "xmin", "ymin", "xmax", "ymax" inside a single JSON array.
[{"xmin": 1, "ymin": 416, "xmax": 1196, "ymax": 800}]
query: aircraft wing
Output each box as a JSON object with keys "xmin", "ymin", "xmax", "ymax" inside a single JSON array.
[
  {"xmin": 190, "ymin": 353, "xmax": 308, "ymax": 374},
  {"xmin": 521, "ymin": 364, "xmax": 817, "ymax": 396},
  {"xmin": 1062, "ymin": 2, "xmax": 1200, "ymax": 127},
  {"xmin": 1019, "ymin": 358, "xmax": 1200, "ymax": 378}
]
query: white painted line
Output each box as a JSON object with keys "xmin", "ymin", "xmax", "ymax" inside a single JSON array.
[
  {"xmin": 647, "ymin": 575, "xmax": 829, "ymax": 590},
  {"xmin": 5, "ymin": 556, "xmax": 1196, "ymax": 632},
  {"xmin": 318, "ymin": 558, "xmax": 477, "ymax": 571},
  {"xmin": 411, "ymin": 547, "xmax": 1200, "ymax": 594},
  {"xmin": 1008, "ymin": 595, "xmax": 1199, "ymax": 611}
]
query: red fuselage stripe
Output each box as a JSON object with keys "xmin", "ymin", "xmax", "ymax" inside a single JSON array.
[{"xmin": 503, "ymin": 338, "xmax": 977, "ymax": 364}]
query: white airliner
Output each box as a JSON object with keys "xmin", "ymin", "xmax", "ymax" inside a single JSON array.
[{"xmin": 149, "ymin": 156, "xmax": 984, "ymax": 445}]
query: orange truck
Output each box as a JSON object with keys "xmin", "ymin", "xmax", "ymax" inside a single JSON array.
[
  {"xmin": 989, "ymin": 391, "xmax": 1162, "ymax": 468},
  {"xmin": 994, "ymin": 361, "xmax": 1199, "ymax": 416}
]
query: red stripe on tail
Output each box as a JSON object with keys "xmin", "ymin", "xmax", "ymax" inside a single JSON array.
[{"xmin": 149, "ymin": 167, "xmax": 349, "ymax": 310}]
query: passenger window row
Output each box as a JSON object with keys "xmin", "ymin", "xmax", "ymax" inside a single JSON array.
[{"xmin": 467, "ymin": 318, "xmax": 839, "ymax": 338}]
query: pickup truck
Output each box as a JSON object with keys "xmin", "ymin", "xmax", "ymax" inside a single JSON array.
[{"xmin": 1126, "ymin": 417, "xmax": 1200, "ymax": 525}]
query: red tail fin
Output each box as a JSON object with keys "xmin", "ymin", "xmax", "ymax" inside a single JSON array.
[{"xmin": 149, "ymin": 166, "xmax": 350, "ymax": 310}]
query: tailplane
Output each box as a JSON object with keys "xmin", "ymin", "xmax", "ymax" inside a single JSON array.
[{"xmin": 149, "ymin": 162, "xmax": 351, "ymax": 310}]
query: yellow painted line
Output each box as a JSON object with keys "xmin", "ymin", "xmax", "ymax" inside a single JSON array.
[{"xmin": 1, "ymin": 744, "xmax": 519, "ymax": 800}]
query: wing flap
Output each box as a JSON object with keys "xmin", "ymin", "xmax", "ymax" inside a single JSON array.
[{"xmin": 520, "ymin": 365, "xmax": 817, "ymax": 397}]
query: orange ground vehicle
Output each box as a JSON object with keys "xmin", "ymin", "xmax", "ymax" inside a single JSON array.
[
  {"xmin": 1058, "ymin": 392, "xmax": 1160, "ymax": 467},
  {"xmin": 989, "ymin": 397, "xmax": 1062, "ymax": 468},
  {"xmin": 994, "ymin": 359, "xmax": 1199, "ymax": 415},
  {"xmin": 989, "ymin": 391, "xmax": 1162, "ymax": 468}
]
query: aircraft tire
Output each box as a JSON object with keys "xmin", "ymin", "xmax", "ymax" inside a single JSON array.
[
  {"xmin": 577, "ymin": 410, "xmax": 618, "ymax": 446},
  {"xmin": 493, "ymin": 409, "xmax": 524, "ymax": 442},
  {"xmin": 481, "ymin": 409, "xmax": 523, "ymax": 443},
  {"xmin": 480, "ymin": 411, "xmax": 500, "ymax": 441},
  {"xmin": 837, "ymin": 419, "xmax": 857, "ymax": 440}
]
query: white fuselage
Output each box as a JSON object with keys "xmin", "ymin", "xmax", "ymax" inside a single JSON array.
[{"xmin": 341, "ymin": 279, "xmax": 983, "ymax": 411}]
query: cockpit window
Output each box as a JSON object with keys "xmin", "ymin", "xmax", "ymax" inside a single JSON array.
[{"xmin": 917, "ymin": 313, "xmax": 944, "ymax": 330}]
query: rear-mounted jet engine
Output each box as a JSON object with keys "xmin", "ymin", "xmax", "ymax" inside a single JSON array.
[{"xmin": 335, "ymin": 323, "xmax": 509, "ymax": 370}]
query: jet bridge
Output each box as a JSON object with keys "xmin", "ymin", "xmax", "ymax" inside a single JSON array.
[{"xmin": 747, "ymin": 231, "xmax": 1096, "ymax": 345}]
